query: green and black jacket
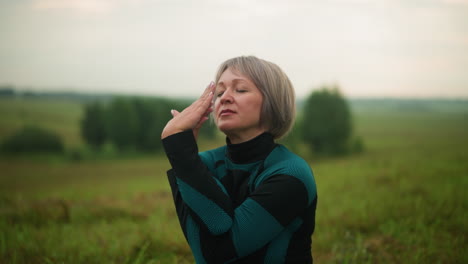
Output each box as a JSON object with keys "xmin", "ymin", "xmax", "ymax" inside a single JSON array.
[{"xmin": 163, "ymin": 131, "xmax": 317, "ymax": 263}]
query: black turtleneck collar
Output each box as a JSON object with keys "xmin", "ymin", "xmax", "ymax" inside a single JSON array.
[{"xmin": 226, "ymin": 132, "xmax": 277, "ymax": 164}]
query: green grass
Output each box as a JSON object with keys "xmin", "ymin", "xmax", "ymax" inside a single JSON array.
[
  {"xmin": 0, "ymin": 97, "xmax": 467, "ymax": 263},
  {"xmin": 0, "ymin": 98, "xmax": 84, "ymax": 148}
]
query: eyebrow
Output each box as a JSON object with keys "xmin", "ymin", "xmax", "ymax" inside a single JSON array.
[{"xmin": 217, "ymin": 78, "xmax": 248, "ymax": 87}]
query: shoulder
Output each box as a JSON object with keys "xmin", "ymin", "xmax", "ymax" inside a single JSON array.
[
  {"xmin": 262, "ymin": 145, "xmax": 317, "ymax": 202},
  {"xmin": 265, "ymin": 145, "xmax": 313, "ymax": 177},
  {"xmin": 199, "ymin": 146, "xmax": 226, "ymax": 171}
]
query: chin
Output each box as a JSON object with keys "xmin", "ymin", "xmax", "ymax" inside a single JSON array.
[
  {"xmin": 216, "ymin": 122, "xmax": 239, "ymax": 135},
  {"xmin": 217, "ymin": 125, "xmax": 236, "ymax": 134},
  {"xmin": 216, "ymin": 119, "xmax": 235, "ymax": 129}
]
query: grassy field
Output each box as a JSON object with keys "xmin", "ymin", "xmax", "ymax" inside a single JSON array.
[{"xmin": 0, "ymin": 97, "xmax": 467, "ymax": 263}]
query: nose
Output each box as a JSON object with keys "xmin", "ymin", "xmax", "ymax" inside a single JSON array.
[{"xmin": 219, "ymin": 88, "xmax": 234, "ymax": 104}]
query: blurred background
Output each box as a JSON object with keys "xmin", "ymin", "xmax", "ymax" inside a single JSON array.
[{"xmin": 1, "ymin": 0, "xmax": 467, "ymax": 263}]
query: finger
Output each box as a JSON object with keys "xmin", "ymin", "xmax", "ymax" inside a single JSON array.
[
  {"xmin": 195, "ymin": 116, "xmax": 209, "ymax": 130},
  {"xmin": 187, "ymin": 82, "xmax": 213, "ymax": 109},
  {"xmin": 208, "ymin": 81, "xmax": 216, "ymax": 95},
  {"xmin": 170, "ymin": 109, "xmax": 180, "ymax": 117},
  {"xmin": 203, "ymin": 107, "xmax": 213, "ymax": 117},
  {"xmin": 203, "ymin": 82, "xmax": 216, "ymax": 101},
  {"xmin": 192, "ymin": 88, "xmax": 214, "ymax": 116},
  {"xmin": 183, "ymin": 82, "xmax": 215, "ymax": 119},
  {"xmin": 202, "ymin": 87, "xmax": 215, "ymax": 107},
  {"xmin": 200, "ymin": 81, "xmax": 215, "ymax": 99}
]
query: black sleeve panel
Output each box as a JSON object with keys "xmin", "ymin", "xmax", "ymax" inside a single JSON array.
[
  {"xmin": 163, "ymin": 131, "xmax": 233, "ymax": 216},
  {"xmin": 167, "ymin": 169, "xmax": 189, "ymax": 240},
  {"xmin": 163, "ymin": 131, "xmax": 234, "ymax": 232},
  {"xmin": 249, "ymin": 174, "xmax": 309, "ymax": 226}
]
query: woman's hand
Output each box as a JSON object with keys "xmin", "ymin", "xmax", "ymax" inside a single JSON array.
[{"xmin": 161, "ymin": 81, "xmax": 216, "ymax": 140}]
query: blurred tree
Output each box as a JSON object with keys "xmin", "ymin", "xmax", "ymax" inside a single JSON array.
[
  {"xmin": 106, "ymin": 98, "xmax": 139, "ymax": 150},
  {"xmin": 302, "ymin": 86, "xmax": 352, "ymax": 155},
  {"xmin": 132, "ymin": 98, "xmax": 156, "ymax": 151},
  {"xmin": 133, "ymin": 98, "xmax": 173, "ymax": 152},
  {"xmin": 0, "ymin": 85, "xmax": 15, "ymax": 97},
  {"xmin": 81, "ymin": 102, "xmax": 107, "ymax": 149},
  {"xmin": 1, "ymin": 126, "xmax": 64, "ymax": 153},
  {"xmin": 80, "ymin": 96, "xmax": 217, "ymax": 153}
]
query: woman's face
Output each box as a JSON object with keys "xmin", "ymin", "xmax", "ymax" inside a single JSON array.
[{"xmin": 214, "ymin": 67, "xmax": 265, "ymax": 142}]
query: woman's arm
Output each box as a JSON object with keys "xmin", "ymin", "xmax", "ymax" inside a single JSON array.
[
  {"xmin": 164, "ymin": 131, "xmax": 235, "ymax": 236},
  {"xmin": 161, "ymin": 82, "xmax": 235, "ymax": 237}
]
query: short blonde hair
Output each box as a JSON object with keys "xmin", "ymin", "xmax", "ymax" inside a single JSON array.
[{"xmin": 214, "ymin": 56, "xmax": 296, "ymax": 139}]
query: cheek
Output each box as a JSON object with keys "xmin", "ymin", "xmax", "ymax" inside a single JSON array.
[
  {"xmin": 213, "ymin": 100, "xmax": 221, "ymax": 124},
  {"xmin": 249, "ymin": 97, "xmax": 263, "ymax": 116},
  {"xmin": 213, "ymin": 100, "xmax": 221, "ymax": 113}
]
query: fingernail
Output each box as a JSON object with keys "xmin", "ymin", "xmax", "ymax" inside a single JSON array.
[
  {"xmin": 210, "ymin": 81, "xmax": 215, "ymax": 87},
  {"xmin": 170, "ymin": 109, "xmax": 175, "ymax": 115}
]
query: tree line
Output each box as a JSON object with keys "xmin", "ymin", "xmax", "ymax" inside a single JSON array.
[
  {"xmin": 1, "ymin": 86, "xmax": 363, "ymax": 157},
  {"xmin": 81, "ymin": 97, "xmax": 216, "ymax": 152}
]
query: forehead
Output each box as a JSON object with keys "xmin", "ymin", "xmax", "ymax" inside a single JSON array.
[{"xmin": 217, "ymin": 68, "xmax": 254, "ymax": 86}]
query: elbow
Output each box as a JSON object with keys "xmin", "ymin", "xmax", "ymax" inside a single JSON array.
[{"xmin": 207, "ymin": 216, "xmax": 233, "ymax": 236}]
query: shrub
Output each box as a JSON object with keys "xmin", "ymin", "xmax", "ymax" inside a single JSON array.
[
  {"xmin": 302, "ymin": 86, "xmax": 352, "ymax": 155},
  {"xmin": 1, "ymin": 126, "xmax": 64, "ymax": 153}
]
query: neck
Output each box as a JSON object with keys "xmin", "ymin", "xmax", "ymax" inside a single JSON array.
[
  {"xmin": 226, "ymin": 132, "xmax": 276, "ymax": 164},
  {"xmin": 225, "ymin": 129, "xmax": 267, "ymax": 144}
]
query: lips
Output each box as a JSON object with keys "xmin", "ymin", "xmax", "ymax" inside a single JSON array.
[{"xmin": 219, "ymin": 109, "xmax": 236, "ymax": 116}]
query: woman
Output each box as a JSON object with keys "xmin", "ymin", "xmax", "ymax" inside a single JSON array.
[{"xmin": 161, "ymin": 56, "xmax": 317, "ymax": 263}]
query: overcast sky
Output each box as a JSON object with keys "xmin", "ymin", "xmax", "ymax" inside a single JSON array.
[{"xmin": 1, "ymin": 0, "xmax": 467, "ymax": 98}]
